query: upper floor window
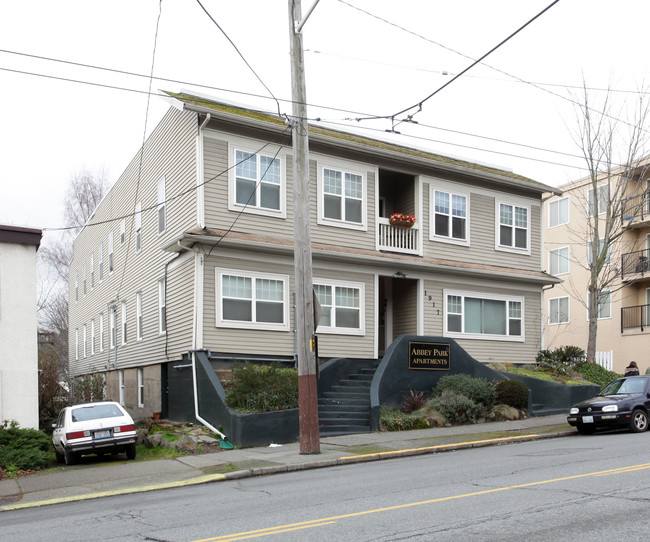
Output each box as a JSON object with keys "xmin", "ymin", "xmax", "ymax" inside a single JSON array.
[
  {"xmin": 157, "ymin": 178, "xmax": 166, "ymax": 234},
  {"xmin": 232, "ymin": 148, "xmax": 282, "ymax": 213},
  {"xmin": 548, "ymin": 246, "xmax": 569, "ymax": 275},
  {"xmin": 135, "ymin": 202, "xmax": 142, "ymax": 253},
  {"xmin": 320, "ymin": 166, "xmax": 364, "ymax": 227},
  {"xmin": 587, "ymin": 237, "xmax": 611, "ymax": 267},
  {"xmin": 587, "ymin": 290, "xmax": 611, "ymax": 320},
  {"xmin": 75, "ymin": 271, "xmax": 79, "ymax": 302},
  {"xmin": 108, "ymin": 232, "xmax": 114, "ymax": 273},
  {"xmin": 432, "ymin": 189, "xmax": 468, "ymax": 244},
  {"xmin": 549, "ymin": 296, "xmax": 569, "ymax": 325},
  {"xmin": 136, "ymin": 291, "xmax": 143, "ymax": 341},
  {"xmin": 83, "ymin": 324, "xmax": 87, "ymax": 358},
  {"xmin": 83, "ymin": 264, "xmax": 87, "ymax": 296},
  {"xmin": 120, "ymin": 219, "xmax": 126, "ymax": 244},
  {"xmin": 90, "ymin": 254, "xmax": 94, "ymax": 289},
  {"xmin": 314, "ymin": 280, "xmax": 364, "ymax": 335},
  {"xmin": 498, "ymin": 202, "xmax": 529, "ymax": 252},
  {"xmin": 121, "ymin": 301, "xmax": 127, "ymax": 345},
  {"xmin": 445, "ymin": 290, "xmax": 524, "ymax": 341},
  {"xmin": 91, "ymin": 319, "xmax": 95, "ymax": 355},
  {"xmin": 216, "ymin": 270, "xmax": 289, "ymax": 331},
  {"xmin": 110, "ymin": 307, "xmax": 116, "ymax": 349},
  {"xmin": 99, "ymin": 313, "xmax": 104, "ymax": 353},
  {"xmin": 75, "ymin": 328, "xmax": 79, "ymax": 360},
  {"xmin": 158, "ymin": 279, "xmax": 167, "ymax": 334},
  {"xmin": 99, "ymin": 243, "xmax": 104, "ymax": 282},
  {"xmin": 548, "ymin": 197, "xmax": 569, "ymax": 228},
  {"xmin": 588, "ymin": 184, "xmax": 609, "ymax": 217}
]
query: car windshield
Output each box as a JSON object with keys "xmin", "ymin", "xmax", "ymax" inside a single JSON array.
[
  {"xmin": 601, "ymin": 377, "xmax": 648, "ymax": 396},
  {"xmin": 71, "ymin": 404, "xmax": 124, "ymax": 422}
]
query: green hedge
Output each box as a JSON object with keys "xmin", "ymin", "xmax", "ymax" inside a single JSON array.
[
  {"xmin": 0, "ymin": 422, "xmax": 51, "ymax": 472},
  {"xmin": 226, "ymin": 363, "xmax": 299, "ymax": 412},
  {"xmin": 432, "ymin": 374, "xmax": 497, "ymax": 410}
]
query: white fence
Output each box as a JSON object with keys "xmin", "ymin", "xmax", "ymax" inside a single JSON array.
[{"xmin": 595, "ymin": 350, "xmax": 614, "ymax": 371}]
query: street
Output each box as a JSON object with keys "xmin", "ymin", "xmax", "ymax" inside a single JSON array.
[{"xmin": 2, "ymin": 431, "xmax": 650, "ymax": 541}]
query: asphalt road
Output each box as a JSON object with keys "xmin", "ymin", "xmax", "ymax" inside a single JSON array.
[{"xmin": 3, "ymin": 431, "xmax": 650, "ymax": 541}]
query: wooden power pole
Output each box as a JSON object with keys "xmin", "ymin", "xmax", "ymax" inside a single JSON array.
[{"xmin": 289, "ymin": 0, "xmax": 320, "ymax": 454}]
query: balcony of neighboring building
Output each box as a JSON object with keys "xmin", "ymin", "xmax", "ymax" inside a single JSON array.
[
  {"xmin": 621, "ymin": 248, "xmax": 650, "ymax": 282},
  {"xmin": 621, "ymin": 189, "xmax": 650, "ymax": 229},
  {"xmin": 621, "ymin": 303, "xmax": 650, "ymax": 333},
  {"xmin": 377, "ymin": 170, "xmax": 420, "ymax": 256}
]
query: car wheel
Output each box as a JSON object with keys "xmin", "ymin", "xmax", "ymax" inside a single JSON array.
[
  {"xmin": 126, "ymin": 443, "xmax": 137, "ymax": 460},
  {"xmin": 629, "ymin": 409, "xmax": 648, "ymax": 433},
  {"xmin": 54, "ymin": 448, "xmax": 65, "ymax": 464},
  {"xmin": 64, "ymin": 447, "xmax": 76, "ymax": 466},
  {"xmin": 576, "ymin": 424, "xmax": 596, "ymax": 435}
]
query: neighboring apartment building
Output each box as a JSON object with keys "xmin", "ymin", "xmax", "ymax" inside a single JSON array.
[
  {"xmin": 69, "ymin": 92, "xmax": 559, "ymax": 420},
  {"xmin": 544, "ymin": 161, "xmax": 650, "ymax": 374},
  {"xmin": 0, "ymin": 224, "xmax": 42, "ymax": 428}
]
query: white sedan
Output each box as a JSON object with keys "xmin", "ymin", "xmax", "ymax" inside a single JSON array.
[{"xmin": 52, "ymin": 401, "xmax": 137, "ymax": 465}]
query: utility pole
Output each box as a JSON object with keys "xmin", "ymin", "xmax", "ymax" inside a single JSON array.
[{"xmin": 289, "ymin": 0, "xmax": 320, "ymax": 454}]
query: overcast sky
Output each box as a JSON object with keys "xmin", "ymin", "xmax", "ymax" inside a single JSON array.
[{"xmin": 1, "ymin": 0, "xmax": 648, "ymax": 236}]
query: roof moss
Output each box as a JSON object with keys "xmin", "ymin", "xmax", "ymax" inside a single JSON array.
[{"xmin": 168, "ymin": 91, "xmax": 541, "ymax": 187}]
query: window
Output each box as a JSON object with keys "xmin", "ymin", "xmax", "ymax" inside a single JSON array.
[
  {"xmin": 118, "ymin": 370, "xmax": 125, "ymax": 406},
  {"xmin": 320, "ymin": 166, "xmax": 364, "ymax": 225},
  {"xmin": 233, "ymin": 149, "xmax": 282, "ymax": 211},
  {"xmin": 445, "ymin": 290, "xmax": 524, "ymax": 340},
  {"xmin": 108, "ymin": 232, "xmax": 114, "ymax": 273},
  {"xmin": 588, "ymin": 290, "xmax": 611, "ymax": 319},
  {"xmin": 75, "ymin": 328, "xmax": 79, "ymax": 360},
  {"xmin": 90, "ymin": 254, "xmax": 94, "ymax": 289},
  {"xmin": 549, "ymin": 296, "xmax": 569, "ymax": 324},
  {"xmin": 137, "ymin": 368, "xmax": 144, "ymax": 408},
  {"xmin": 498, "ymin": 203, "xmax": 529, "ymax": 251},
  {"xmin": 548, "ymin": 197, "xmax": 569, "ymax": 227},
  {"xmin": 99, "ymin": 243, "xmax": 104, "ymax": 282},
  {"xmin": 314, "ymin": 281, "xmax": 364, "ymax": 335},
  {"xmin": 587, "ymin": 238, "xmax": 611, "ymax": 267},
  {"xmin": 548, "ymin": 247, "xmax": 569, "ymax": 275},
  {"xmin": 217, "ymin": 271, "xmax": 289, "ymax": 330},
  {"xmin": 91, "ymin": 319, "xmax": 95, "ymax": 355},
  {"xmin": 121, "ymin": 301, "xmax": 127, "ymax": 345},
  {"xmin": 135, "ymin": 202, "xmax": 142, "ymax": 252},
  {"xmin": 588, "ymin": 184, "xmax": 609, "ymax": 217},
  {"xmin": 83, "ymin": 324, "xmax": 87, "ymax": 358},
  {"xmin": 433, "ymin": 189, "xmax": 468, "ymax": 242},
  {"xmin": 75, "ymin": 271, "xmax": 79, "ymax": 302},
  {"xmin": 83, "ymin": 264, "xmax": 87, "ymax": 295},
  {"xmin": 99, "ymin": 313, "xmax": 104, "ymax": 353},
  {"xmin": 120, "ymin": 219, "xmax": 126, "ymax": 244},
  {"xmin": 158, "ymin": 279, "xmax": 167, "ymax": 334},
  {"xmin": 158, "ymin": 178, "xmax": 166, "ymax": 234},
  {"xmin": 110, "ymin": 307, "xmax": 116, "ymax": 349},
  {"xmin": 136, "ymin": 291, "xmax": 143, "ymax": 341}
]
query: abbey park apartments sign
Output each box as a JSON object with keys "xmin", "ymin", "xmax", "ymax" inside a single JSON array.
[{"xmin": 408, "ymin": 341, "xmax": 450, "ymax": 371}]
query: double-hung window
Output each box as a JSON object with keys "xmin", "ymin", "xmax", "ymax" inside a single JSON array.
[
  {"xmin": 588, "ymin": 184, "xmax": 609, "ymax": 217},
  {"xmin": 90, "ymin": 254, "xmax": 94, "ymax": 289},
  {"xmin": 319, "ymin": 162, "xmax": 366, "ymax": 228},
  {"xmin": 587, "ymin": 237, "xmax": 611, "ymax": 267},
  {"xmin": 217, "ymin": 271, "xmax": 289, "ymax": 330},
  {"xmin": 99, "ymin": 313, "xmax": 104, "ymax": 352},
  {"xmin": 158, "ymin": 279, "xmax": 167, "ymax": 334},
  {"xmin": 587, "ymin": 290, "xmax": 611, "ymax": 319},
  {"xmin": 549, "ymin": 296, "xmax": 569, "ymax": 324},
  {"xmin": 121, "ymin": 301, "xmax": 127, "ymax": 345},
  {"xmin": 137, "ymin": 368, "xmax": 144, "ymax": 408},
  {"xmin": 110, "ymin": 308, "xmax": 116, "ymax": 349},
  {"xmin": 83, "ymin": 264, "xmax": 87, "ymax": 296},
  {"xmin": 233, "ymin": 148, "xmax": 282, "ymax": 213},
  {"xmin": 157, "ymin": 178, "xmax": 166, "ymax": 234},
  {"xmin": 314, "ymin": 280, "xmax": 364, "ymax": 335},
  {"xmin": 136, "ymin": 291, "xmax": 143, "ymax": 341},
  {"xmin": 91, "ymin": 319, "xmax": 95, "ymax": 355},
  {"xmin": 498, "ymin": 202, "xmax": 529, "ymax": 251},
  {"xmin": 99, "ymin": 243, "xmax": 104, "ymax": 282},
  {"xmin": 433, "ymin": 189, "xmax": 468, "ymax": 243},
  {"xmin": 445, "ymin": 290, "xmax": 524, "ymax": 340},
  {"xmin": 120, "ymin": 219, "xmax": 126, "ymax": 244},
  {"xmin": 548, "ymin": 246, "xmax": 569, "ymax": 275},
  {"xmin": 108, "ymin": 232, "xmax": 114, "ymax": 273},
  {"xmin": 548, "ymin": 197, "xmax": 569, "ymax": 227},
  {"xmin": 135, "ymin": 202, "xmax": 142, "ymax": 253}
]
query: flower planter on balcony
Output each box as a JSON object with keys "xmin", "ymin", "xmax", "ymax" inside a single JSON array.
[{"xmin": 389, "ymin": 213, "xmax": 416, "ymax": 228}]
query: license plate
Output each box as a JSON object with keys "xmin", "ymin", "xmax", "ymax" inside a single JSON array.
[
  {"xmin": 582, "ymin": 416, "xmax": 594, "ymax": 423},
  {"xmin": 94, "ymin": 430, "xmax": 111, "ymax": 439}
]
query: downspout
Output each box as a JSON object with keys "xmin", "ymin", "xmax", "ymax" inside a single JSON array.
[{"xmin": 190, "ymin": 350, "xmax": 227, "ymax": 440}]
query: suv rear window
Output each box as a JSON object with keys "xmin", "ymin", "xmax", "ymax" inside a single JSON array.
[{"xmin": 71, "ymin": 404, "xmax": 124, "ymax": 422}]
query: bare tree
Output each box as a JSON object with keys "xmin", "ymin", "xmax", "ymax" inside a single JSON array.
[{"xmin": 571, "ymin": 82, "xmax": 650, "ymax": 363}]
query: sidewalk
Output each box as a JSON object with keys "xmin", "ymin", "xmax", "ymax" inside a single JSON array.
[{"xmin": 0, "ymin": 414, "xmax": 573, "ymax": 511}]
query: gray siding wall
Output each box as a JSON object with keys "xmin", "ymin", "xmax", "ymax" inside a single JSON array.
[{"xmin": 69, "ymin": 107, "xmax": 199, "ymax": 376}]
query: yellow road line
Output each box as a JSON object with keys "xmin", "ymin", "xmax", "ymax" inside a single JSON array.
[
  {"xmin": 194, "ymin": 462, "xmax": 650, "ymax": 542},
  {"xmin": 1, "ymin": 473, "xmax": 226, "ymax": 511}
]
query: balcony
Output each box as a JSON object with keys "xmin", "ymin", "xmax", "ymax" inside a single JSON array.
[
  {"xmin": 621, "ymin": 303, "xmax": 650, "ymax": 332},
  {"xmin": 621, "ymin": 248, "xmax": 650, "ymax": 281},
  {"xmin": 378, "ymin": 218, "xmax": 420, "ymax": 255},
  {"xmin": 621, "ymin": 190, "xmax": 650, "ymax": 228}
]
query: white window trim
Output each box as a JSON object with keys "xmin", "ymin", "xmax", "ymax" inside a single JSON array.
[
  {"xmin": 108, "ymin": 232, "xmax": 114, "ymax": 274},
  {"xmin": 313, "ymin": 278, "xmax": 365, "ymax": 336},
  {"xmin": 135, "ymin": 202, "xmax": 142, "ymax": 253},
  {"xmin": 136, "ymin": 291, "xmax": 143, "ymax": 341},
  {"xmin": 137, "ymin": 368, "xmax": 144, "ymax": 408},
  {"xmin": 98, "ymin": 243, "xmax": 104, "ymax": 283},
  {"xmin": 158, "ymin": 279, "xmax": 167, "ymax": 335},
  {"xmin": 90, "ymin": 254, "xmax": 94, "ymax": 290},
  {"xmin": 227, "ymin": 140, "xmax": 287, "ymax": 218},
  {"xmin": 110, "ymin": 308, "xmax": 116, "ymax": 350},
  {"xmin": 548, "ymin": 246, "xmax": 570, "ymax": 276},
  {"xmin": 548, "ymin": 296, "xmax": 570, "ymax": 325},
  {"xmin": 588, "ymin": 184, "xmax": 609, "ymax": 217},
  {"xmin": 587, "ymin": 237, "xmax": 611, "ymax": 267},
  {"xmin": 215, "ymin": 269, "xmax": 290, "ymax": 331},
  {"xmin": 121, "ymin": 301, "xmax": 127, "ymax": 345},
  {"xmin": 75, "ymin": 328, "xmax": 79, "ymax": 360},
  {"xmin": 99, "ymin": 313, "xmax": 104, "ymax": 353},
  {"xmin": 157, "ymin": 177, "xmax": 166, "ymax": 235},
  {"xmin": 443, "ymin": 289, "xmax": 525, "ymax": 342},
  {"xmin": 429, "ymin": 185, "xmax": 470, "ymax": 246},
  {"xmin": 118, "ymin": 370, "xmax": 125, "ymax": 406},
  {"xmin": 587, "ymin": 290, "xmax": 612, "ymax": 320},
  {"xmin": 548, "ymin": 196, "xmax": 570, "ymax": 228},
  {"xmin": 495, "ymin": 201, "xmax": 531, "ymax": 255},
  {"xmin": 317, "ymin": 158, "xmax": 368, "ymax": 231},
  {"xmin": 91, "ymin": 319, "xmax": 95, "ymax": 355},
  {"xmin": 83, "ymin": 324, "xmax": 87, "ymax": 358},
  {"xmin": 120, "ymin": 219, "xmax": 126, "ymax": 244}
]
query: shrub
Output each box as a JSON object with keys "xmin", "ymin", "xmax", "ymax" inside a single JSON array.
[
  {"xmin": 379, "ymin": 406, "xmax": 430, "ymax": 431},
  {"xmin": 0, "ymin": 421, "xmax": 51, "ymax": 472},
  {"xmin": 536, "ymin": 346, "xmax": 585, "ymax": 375},
  {"xmin": 489, "ymin": 404, "xmax": 521, "ymax": 421},
  {"xmin": 432, "ymin": 374, "xmax": 497, "ymax": 410},
  {"xmin": 495, "ymin": 379, "xmax": 529, "ymax": 410},
  {"xmin": 412, "ymin": 404, "xmax": 446, "ymax": 427},
  {"xmin": 226, "ymin": 363, "xmax": 298, "ymax": 412},
  {"xmin": 429, "ymin": 390, "xmax": 481, "ymax": 425},
  {"xmin": 401, "ymin": 389, "xmax": 427, "ymax": 414},
  {"xmin": 574, "ymin": 362, "xmax": 620, "ymax": 388}
]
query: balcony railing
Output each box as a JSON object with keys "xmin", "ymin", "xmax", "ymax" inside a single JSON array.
[
  {"xmin": 621, "ymin": 248, "xmax": 650, "ymax": 280},
  {"xmin": 621, "ymin": 190, "xmax": 650, "ymax": 225},
  {"xmin": 621, "ymin": 303, "xmax": 650, "ymax": 332},
  {"xmin": 378, "ymin": 218, "xmax": 420, "ymax": 255}
]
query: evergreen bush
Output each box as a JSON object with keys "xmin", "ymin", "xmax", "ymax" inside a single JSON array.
[
  {"xmin": 429, "ymin": 390, "xmax": 481, "ymax": 424},
  {"xmin": 432, "ymin": 374, "xmax": 497, "ymax": 410},
  {"xmin": 495, "ymin": 379, "xmax": 529, "ymax": 410},
  {"xmin": 379, "ymin": 406, "xmax": 430, "ymax": 431},
  {"xmin": 225, "ymin": 363, "xmax": 298, "ymax": 412},
  {"xmin": 0, "ymin": 421, "xmax": 51, "ymax": 472},
  {"xmin": 574, "ymin": 362, "xmax": 620, "ymax": 388}
]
